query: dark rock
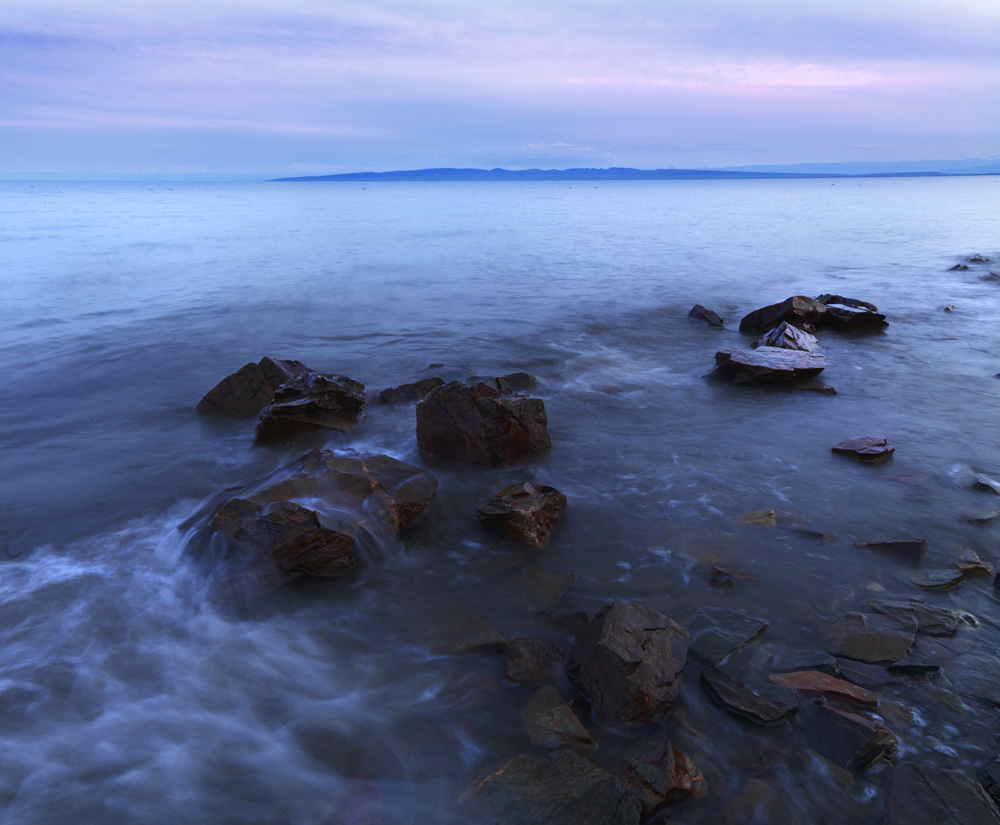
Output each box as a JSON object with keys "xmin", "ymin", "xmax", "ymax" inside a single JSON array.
[
  {"xmin": 814, "ymin": 294, "xmax": 888, "ymax": 331},
  {"xmin": 621, "ymin": 739, "xmax": 707, "ymax": 816},
  {"xmin": 739, "ymin": 296, "xmax": 828, "ymax": 335},
  {"xmin": 496, "ymin": 568, "xmax": 575, "ymax": 614},
  {"xmin": 571, "ymin": 602, "xmax": 689, "ymax": 727},
  {"xmin": 467, "ymin": 750, "xmax": 641, "ymax": 825},
  {"xmin": 504, "ymin": 638, "xmax": 564, "ymax": 683},
  {"xmin": 806, "ymin": 705, "xmax": 898, "ymax": 769},
  {"xmin": 674, "ymin": 607, "xmax": 768, "ymax": 664},
  {"xmin": 688, "ymin": 304, "xmax": 725, "ymax": 327},
  {"xmin": 831, "ymin": 435, "xmax": 894, "ymax": 462},
  {"xmin": 416, "ymin": 381, "xmax": 551, "ymax": 466},
  {"xmin": 521, "ymin": 687, "xmax": 595, "ymax": 751},
  {"xmin": 887, "ymin": 660, "xmax": 940, "ymax": 676},
  {"xmin": 888, "ymin": 762, "xmax": 1000, "ymax": 825},
  {"xmin": 701, "ymin": 665, "xmax": 798, "ymax": 724},
  {"xmin": 468, "ymin": 372, "xmax": 538, "ymax": 394},
  {"xmin": 968, "ymin": 255, "xmax": 993, "ymax": 263},
  {"xmin": 854, "ymin": 539, "xmax": 927, "ymax": 562},
  {"xmin": 751, "ymin": 321, "xmax": 820, "ymax": 352},
  {"xmin": 972, "ymin": 473, "xmax": 1000, "ymax": 495},
  {"xmin": 979, "ymin": 272, "xmax": 1000, "ymax": 282},
  {"xmin": 945, "ymin": 654, "xmax": 1000, "ymax": 705},
  {"xmin": 197, "ymin": 357, "xmax": 312, "ymax": 416},
  {"xmin": 911, "ymin": 569, "xmax": 965, "ymax": 591},
  {"xmin": 820, "ymin": 612, "xmax": 916, "ymax": 663},
  {"xmin": 710, "ymin": 347, "xmax": 826, "ymax": 384},
  {"xmin": 949, "ymin": 264, "xmax": 970, "ymax": 271},
  {"xmin": 961, "ymin": 507, "xmax": 1000, "ymax": 525},
  {"xmin": 740, "ymin": 509, "xmax": 777, "ymax": 526},
  {"xmin": 951, "ymin": 547, "xmax": 993, "ymax": 577},
  {"xmin": 255, "ymin": 373, "xmax": 366, "ymax": 441},
  {"xmin": 767, "ymin": 648, "xmax": 840, "ymax": 676},
  {"xmin": 868, "ymin": 598, "xmax": 975, "ymax": 637},
  {"xmin": 477, "ymin": 482, "xmax": 567, "ymax": 548},
  {"xmin": 376, "ymin": 377, "xmax": 445, "ymax": 405},
  {"xmin": 769, "ymin": 670, "xmax": 879, "ymax": 708},
  {"xmin": 983, "ymin": 759, "xmax": 1000, "ymax": 805},
  {"xmin": 835, "ymin": 658, "xmax": 901, "ymax": 687}
]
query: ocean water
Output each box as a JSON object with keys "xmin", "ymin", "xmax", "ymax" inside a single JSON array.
[{"xmin": 0, "ymin": 176, "xmax": 999, "ymax": 823}]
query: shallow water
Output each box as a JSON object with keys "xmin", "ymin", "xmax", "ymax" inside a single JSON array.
[{"xmin": 1, "ymin": 176, "xmax": 999, "ymax": 823}]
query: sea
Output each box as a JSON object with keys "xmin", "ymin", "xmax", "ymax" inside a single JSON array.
[{"xmin": 1, "ymin": 175, "xmax": 998, "ymax": 823}]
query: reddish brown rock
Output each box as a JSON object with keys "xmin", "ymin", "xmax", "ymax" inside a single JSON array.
[
  {"xmin": 477, "ymin": 482, "xmax": 567, "ymax": 548},
  {"xmin": 621, "ymin": 739, "xmax": 707, "ymax": 816},
  {"xmin": 521, "ymin": 686, "xmax": 595, "ymax": 752},
  {"xmin": 739, "ymin": 296, "xmax": 827, "ymax": 335},
  {"xmin": 416, "ymin": 380, "xmax": 550, "ymax": 466},
  {"xmin": 376, "ymin": 377, "xmax": 445, "ymax": 405},
  {"xmin": 688, "ymin": 304, "xmax": 725, "ymax": 327},
  {"xmin": 711, "ymin": 347, "xmax": 826, "ymax": 384},
  {"xmin": 769, "ymin": 670, "xmax": 879, "ymax": 708},
  {"xmin": 504, "ymin": 638, "xmax": 564, "ymax": 683},
  {"xmin": 832, "ymin": 435, "xmax": 894, "ymax": 462},
  {"xmin": 197, "ymin": 356, "xmax": 312, "ymax": 416},
  {"xmin": 571, "ymin": 602, "xmax": 689, "ymax": 727},
  {"xmin": 255, "ymin": 373, "xmax": 366, "ymax": 442},
  {"xmin": 752, "ymin": 321, "xmax": 820, "ymax": 352}
]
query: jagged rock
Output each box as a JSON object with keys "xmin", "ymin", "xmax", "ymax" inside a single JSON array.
[
  {"xmin": 571, "ymin": 602, "xmax": 689, "ymax": 727},
  {"xmin": 621, "ymin": 739, "xmax": 707, "ymax": 816},
  {"xmin": 945, "ymin": 654, "xmax": 1000, "ymax": 705},
  {"xmin": 854, "ymin": 539, "xmax": 927, "ymax": 562},
  {"xmin": 968, "ymin": 255, "xmax": 993, "ymax": 263},
  {"xmin": 806, "ymin": 705, "xmax": 898, "ymax": 769},
  {"xmin": 477, "ymin": 482, "xmax": 567, "ymax": 548},
  {"xmin": 521, "ymin": 687, "xmax": 595, "ymax": 751},
  {"xmin": 888, "ymin": 762, "xmax": 1000, "ymax": 825},
  {"xmin": 769, "ymin": 670, "xmax": 878, "ymax": 708},
  {"xmin": 701, "ymin": 666, "xmax": 797, "ymax": 724},
  {"xmin": 675, "ymin": 607, "xmax": 768, "ymax": 664},
  {"xmin": 814, "ymin": 294, "xmax": 888, "ymax": 331},
  {"xmin": 831, "ymin": 436, "xmax": 894, "ymax": 462},
  {"xmin": 820, "ymin": 612, "xmax": 916, "ymax": 663},
  {"xmin": 255, "ymin": 373, "xmax": 366, "ymax": 441},
  {"xmin": 711, "ymin": 347, "xmax": 826, "ymax": 384},
  {"xmin": 376, "ymin": 377, "xmax": 444, "ymax": 405},
  {"xmin": 951, "ymin": 547, "xmax": 993, "ymax": 576},
  {"xmin": 739, "ymin": 296, "xmax": 828, "ymax": 335},
  {"xmin": 416, "ymin": 381, "xmax": 550, "ymax": 466},
  {"xmin": 868, "ymin": 598, "xmax": 976, "ymax": 637},
  {"xmin": 467, "ymin": 750, "xmax": 641, "ymax": 825},
  {"xmin": 197, "ymin": 356, "xmax": 312, "ymax": 416},
  {"xmin": 504, "ymin": 638, "xmax": 564, "ymax": 683},
  {"xmin": 688, "ymin": 304, "xmax": 725, "ymax": 327},
  {"xmin": 752, "ymin": 321, "xmax": 821, "ymax": 352}
]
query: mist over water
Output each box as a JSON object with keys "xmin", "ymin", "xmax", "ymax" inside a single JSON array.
[{"xmin": 1, "ymin": 176, "xmax": 998, "ymax": 823}]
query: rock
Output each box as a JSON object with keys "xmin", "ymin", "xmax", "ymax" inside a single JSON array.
[
  {"xmin": 688, "ymin": 304, "xmax": 725, "ymax": 327},
  {"xmin": 887, "ymin": 660, "xmax": 940, "ymax": 676},
  {"xmin": 468, "ymin": 372, "xmax": 538, "ymax": 394},
  {"xmin": 504, "ymin": 638, "xmax": 564, "ymax": 683},
  {"xmin": 751, "ymin": 321, "xmax": 821, "ymax": 352},
  {"xmin": 831, "ymin": 436, "xmax": 894, "ymax": 463},
  {"xmin": 968, "ymin": 255, "xmax": 993, "ymax": 263},
  {"xmin": 948, "ymin": 264, "xmax": 970, "ymax": 271},
  {"xmin": 945, "ymin": 654, "xmax": 1000, "ymax": 705},
  {"xmin": 710, "ymin": 347, "xmax": 826, "ymax": 384},
  {"xmin": 467, "ymin": 750, "xmax": 641, "ymax": 825},
  {"xmin": 741, "ymin": 509, "xmax": 777, "ymax": 527},
  {"xmin": 767, "ymin": 648, "xmax": 840, "ymax": 676},
  {"xmin": 769, "ymin": 670, "xmax": 878, "ymax": 708},
  {"xmin": 723, "ymin": 778, "xmax": 795, "ymax": 825},
  {"xmin": 521, "ymin": 687, "xmax": 595, "ymax": 751},
  {"xmin": 571, "ymin": 602, "xmax": 689, "ymax": 727},
  {"xmin": 814, "ymin": 294, "xmax": 888, "ymax": 331},
  {"xmin": 971, "ymin": 473, "xmax": 1000, "ymax": 494},
  {"xmin": 427, "ymin": 610, "xmax": 507, "ymax": 654},
  {"xmin": 197, "ymin": 357, "xmax": 312, "ymax": 416},
  {"xmin": 807, "ymin": 705, "xmax": 897, "ymax": 768},
  {"xmin": 497, "ymin": 568, "xmax": 576, "ymax": 614},
  {"xmin": 477, "ymin": 482, "xmax": 567, "ymax": 548},
  {"xmin": 675, "ymin": 607, "xmax": 768, "ymax": 664},
  {"xmin": 961, "ymin": 507, "xmax": 1000, "ymax": 525},
  {"xmin": 416, "ymin": 381, "xmax": 550, "ymax": 466},
  {"xmin": 376, "ymin": 377, "xmax": 444, "ymax": 405},
  {"xmin": 739, "ymin": 296, "xmax": 828, "ymax": 335},
  {"xmin": 428, "ymin": 672, "xmax": 505, "ymax": 714},
  {"xmin": 944, "ymin": 304, "xmax": 957, "ymax": 311},
  {"xmin": 835, "ymin": 658, "xmax": 901, "ymax": 687},
  {"xmin": 854, "ymin": 539, "xmax": 927, "ymax": 562},
  {"xmin": 868, "ymin": 598, "xmax": 975, "ymax": 637},
  {"xmin": 819, "ymin": 612, "xmax": 916, "ymax": 663},
  {"xmin": 888, "ymin": 762, "xmax": 1000, "ymax": 825},
  {"xmin": 980, "ymin": 273, "xmax": 1000, "ymax": 282},
  {"xmin": 701, "ymin": 666, "xmax": 798, "ymax": 724},
  {"xmin": 911, "ymin": 569, "xmax": 965, "ymax": 591},
  {"xmin": 255, "ymin": 373, "xmax": 366, "ymax": 441},
  {"xmin": 951, "ymin": 547, "xmax": 993, "ymax": 577},
  {"xmin": 620, "ymin": 739, "xmax": 707, "ymax": 816}
]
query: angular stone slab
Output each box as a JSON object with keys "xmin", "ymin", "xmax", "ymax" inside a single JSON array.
[
  {"xmin": 868, "ymin": 598, "xmax": 976, "ymax": 637},
  {"xmin": 820, "ymin": 612, "xmax": 916, "ymax": 663},
  {"xmin": 739, "ymin": 296, "xmax": 827, "ymax": 335},
  {"xmin": 376, "ymin": 376, "xmax": 444, "ymax": 405},
  {"xmin": 701, "ymin": 666, "xmax": 797, "ymax": 724},
  {"xmin": 197, "ymin": 356, "xmax": 312, "ymax": 416},
  {"xmin": 945, "ymin": 654, "xmax": 1000, "ymax": 705},
  {"xmin": 888, "ymin": 762, "xmax": 1000, "ymax": 825},
  {"xmin": 814, "ymin": 294, "xmax": 888, "ymax": 331},
  {"xmin": 255, "ymin": 373, "xmax": 366, "ymax": 441},
  {"xmin": 711, "ymin": 347, "xmax": 826, "ymax": 385},
  {"xmin": 477, "ymin": 481, "xmax": 567, "ymax": 548},
  {"xmin": 832, "ymin": 436, "xmax": 894, "ymax": 463},
  {"xmin": 675, "ymin": 606, "xmax": 768, "ymax": 664},
  {"xmin": 688, "ymin": 304, "xmax": 724, "ymax": 327},
  {"xmin": 805, "ymin": 705, "xmax": 898, "ymax": 769},
  {"xmin": 521, "ymin": 686, "xmax": 595, "ymax": 751},
  {"xmin": 769, "ymin": 670, "xmax": 879, "ymax": 708},
  {"xmin": 752, "ymin": 321, "xmax": 820, "ymax": 352},
  {"xmin": 504, "ymin": 638, "xmax": 564, "ymax": 683},
  {"xmin": 621, "ymin": 739, "xmax": 707, "ymax": 816}
]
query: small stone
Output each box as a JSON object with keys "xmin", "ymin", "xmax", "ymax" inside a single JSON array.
[
  {"xmin": 948, "ymin": 264, "xmax": 969, "ymax": 271},
  {"xmin": 521, "ymin": 686, "xmax": 595, "ymax": 752},
  {"xmin": 854, "ymin": 539, "xmax": 927, "ymax": 562},
  {"xmin": 910, "ymin": 569, "xmax": 964, "ymax": 591},
  {"xmin": 972, "ymin": 473, "xmax": 1000, "ymax": 495},
  {"xmin": 688, "ymin": 304, "xmax": 725, "ymax": 327},
  {"xmin": 961, "ymin": 507, "xmax": 1000, "ymax": 526},
  {"xmin": 741, "ymin": 509, "xmax": 777, "ymax": 527},
  {"xmin": 944, "ymin": 304, "xmax": 957, "ymax": 311},
  {"xmin": 769, "ymin": 670, "xmax": 879, "ymax": 708},
  {"xmin": 832, "ymin": 436, "xmax": 894, "ymax": 463},
  {"xmin": 477, "ymin": 482, "xmax": 567, "ymax": 548},
  {"xmin": 951, "ymin": 547, "xmax": 993, "ymax": 577}
]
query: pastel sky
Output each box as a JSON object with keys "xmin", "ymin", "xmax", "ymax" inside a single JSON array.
[{"xmin": 2, "ymin": 0, "xmax": 998, "ymax": 177}]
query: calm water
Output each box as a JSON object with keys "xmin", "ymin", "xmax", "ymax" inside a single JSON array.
[{"xmin": 0, "ymin": 176, "xmax": 998, "ymax": 823}]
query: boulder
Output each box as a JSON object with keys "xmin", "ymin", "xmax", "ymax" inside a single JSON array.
[
  {"xmin": 814, "ymin": 294, "xmax": 888, "ymax": 331},
  {"xmin": 835, "ymin": 659, "xmax": 901, "ymax": 688},
  {"xmin": 688, "ymin": 304, "xmax": 725, "ymax": 327},
  {"xmin": 710, "ymin": 347, "xmax": 826, "ymax": 384},
  {"xmin": 477, "ymin": 482, "xmax": 567, "ymax": 548},
  {"xmin": 751, "ymin": 321, "xmax": 820, "ymax": 352},
  {"xmin": 674, "ymin": 606, "xmax": 768, "ymax": 664},
  {"xmin": 768, "ymin": 670, "xmax": 878, "ymax": 708},
  {"xmin": 888, "ymin": 762, "xmax": 1000, "ymax": 825},
  {"xmin": 521, "ymin": 687, "xmax": 595, "ymax": 751},
  {"xmin": 806, "ymin": 705, "xmax": 897, "ymax": 769},
  {"xmin": 831, "ymin": 436, "xmax": 894, "ymax": 463},
  {"xmin": 416, "ymin": 381, "xmax": 551, "ymax": 466},
  {"xmin": 197, "ymin": 356, "xmax": 312, "ymax": 416},
  {"xmin": 620, "ymin": 739, "xmax": 707, "ymax": 816},
  {"xmin": 571, "ymin": 602, "xmax": 688, "ymax": 727},
  {"xmin": 504, "ymin": 638, "xmax": 564, "ymax": 683},
  {"xmin": 701, "ymin": 666, "xmax": 798, "ymax": 724},
  {"xmin": 376, "ymin": 377, "xmax": 444, "ymax": 405},
  {"xmin": 739, "ymin": 296, "xmax": 827, "ymax": 335},
  {"xmin": 819, "ymin": 612, "xmax": 916, "ymax": 663},
  {"xmin": 255, "ymin": 373, "xmax": 365, "ymax": 441}
]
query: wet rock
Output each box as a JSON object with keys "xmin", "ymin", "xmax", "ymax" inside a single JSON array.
[
  {"xmin": 888, "ymin": 762, "xmax": 1000, "ymax": 825},
  {"xmin": 416, "ymin": 380, "xmax": 551, "ymax": 466},
  {"xmin": 767, "ymin": 647, "xmax": 840, "ymax": 676},
  {"xmin": 769, "ymin": 670, "xmax": 878, "ymax": 708},
  {"xmin": 477, "ymin": 482, "xmax": 567, "ymax": 548},
  {"xmin": 806, "ymin": 705, "xmax": 898, "ymax": 769},
  {"xmin": 911, "ymin": 568, "xmax": 965, "ymax": 591},
  {"xmin": 972, "ymin": 473, "xmax": 1000, "ymax": 495},
  {"xmin": 820, "ymin": 612, "xmax": 916, "ymax": 663},
  {"xmin": 521, "ymin": 687, "xmax": 595, "ymax": 751},
  {"xmin": 961, "ymin": 507, "xmax": 1000, "ymax": 525},
  {"xmin": 467, "ymin": 750, "xmax": 641, "ymax": 825},
  {"xmin": 723, "ymin": 778, "xmax": 796, "ymax": 825},
  {"xmin": 621, "ymin": 739, "xmax": 707, "ymax": 816},
  {"xmin": 255, "ymin": 373, "xmax": 366, "ymax": 441},
  {"xmin": 980, "ymin": 272, "xmax": 1000, "ymax": 282},
  {"xmin": 432, "ymin": 610, "xmax": 507, "ymax": 654},
  {"xmin": 887, "ymin": 659, "xmax": 940, "ymax": 676},
  {"xmin": 751, "ymin": 321, "xmax": 821, "ymax": 352},
  {"xmin": 741, "ymin": 509, "xmax": 777, "ymax": 526},
  {"xmin": 711, "ymin": 346, "xmax": 826, "ymax": 384},
  {"xmin": 701, "ymin": 665, "xmax": 798, "ymax": 724},
  {"xmin": 688, "ymin": 304, "xmax": 724, "ymax": 327},
  {"xmin": 945, "ymin": 654, "xmax": 1000, "ymax": 705},
  {"xmin": 869, "ymin": 598, "xmax": 975, "ymax": 637},
  {"xmin": 948, "ymin": 264, "xmax": 970, "ymax": 271},
  {"xmin": 944, "ymin": 304, "xmax": 957, "ymax": 311},
  {"xmin": 835, "ymin": 658, "xmax": 901, "ymax": 687},
  {"xmin": 504, "ymin": 638, "xmax": 564, "ymax": 683},
  {"xmin": 376, "ymin": 377, "xmax": 444, "ymax": 405},
  {"xmin": 197, "ymin": 356, "xmax": 312, "ymax": 416},
  {"xmin": 739, "ymin": 296, "xmax": 828, "ymax": 335},
  {"xmin": 675, "ymin": 606, "xmax": 768, "ymax": 664},
  {"xmin": 854, "ymin": 539, "xmax": 927, "ymax": 562},
  {"xmin": 497, "ymin": 568, "xmax": 575, "ymax": 614},
  {"xmin": 951, "ymin": 547, "xmax": 994, "ymax": 577},
  {"xmin": 814, "ymin": 294, "xmax": 888, "ymax": 331},
  {"xmin": 468, "ymin": 372, "xmax": 538, "ymax": 394},
  {"xmin": 571, "ymin": 602, "xmax": 689, "ymax": 727},
  {"xmin": 968, "ymin": 254, "xmax": 993, "ymax": 263},
  {"xmin": 831, "ymin": 435, "xmax": 894, "ymax": 463}
]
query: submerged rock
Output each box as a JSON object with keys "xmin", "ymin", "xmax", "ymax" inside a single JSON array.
[
  {"xmin": 477, "ymin": 482, "xmax": 567, "ymax": 548},
  {"xmin": 739, "ymin": 296, "xmax": 827, "ymax": 335},
  {"xmin": 255, "ymin": 373, "xmax": 366, "ymax": 441},
  {"xmin": 416, "ymin": 381, "xmax": 551, "ymax": 466},
  {"xmin": 888, "ymin": 762, "xmax": 1000, "ymax": 825},
  {"xmin": 769, "ymin": 670, "xmax": 878, "ymax": 708},
  {"xmin": 945, "ymin": 654, "xmax": 1000, "ymax": 705},
  {"xmin": 197, "ymin": 356, "xmax": 312, "ymax": 416},
  {"xmin": 806, "ymin": 705, "xmax": 898, "ymax": 769},
  {"xmin": 621, "ymin": 739, "xmax": 707, "ymax": 816},
  {"xmin": 819, "ymin": 612, "xmax": 916, "ymax": 663},
  {"xmin": 814, "ymin": 294, "xmax": 888, "ymax": 331},
  {"xmin": 751, "ymin": 321, "xmax": 820, "ymax": 352},
  {"xmin": 376, "ymin": 377, "xmax": 444, "ymax": 405},
  {"xmin": 911, "ymin": 568, "xmax": 965, "ymax": 591},
  {"xmin": 831, "ymin": 436, "xmax": 894, "ymax": 463},
  {"xmin": 675, "ymin": 606, "xmax": 768, "ymax": 664},
  {"xmin": 701, "ymin": 665, "xmax": 797, "ymax": 724},
  {"xmin": 521, "ymin": 686, "xmax": 595, "ymax": 752},
  {"xmin": 504, "ymin": 638, "xmax": 564, "ymax": 683},
  {"xmin": 868, "ymin": 598, "xmax": 976, "ymax": 637},
  {"xmin": 711, "ymin": 347, "xmax": 826, "ymax": 384},
  {"xmin": 496, "ymin": 568, "xmax": 576, "ymax": 614},
  {"xmin": 854, "ymin": 539, "xmax": 927, "ymax": 562},
  {"xmin": 688, "ymin": 304, "xmax": 725, "ymax": 327}
]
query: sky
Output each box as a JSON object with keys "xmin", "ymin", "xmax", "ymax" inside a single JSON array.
[{"xmin": 2, "ymin": 0, "xmax": 999, "ymax": 178}]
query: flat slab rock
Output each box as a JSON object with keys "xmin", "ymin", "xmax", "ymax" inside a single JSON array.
[
  {"xmin": 820, "ymin": 612, "xmax": 916, "ymax": 664},
  {"xmin": 832, "ymin": 436, "xmax": 894, "ymax": 462},
  {"xmin": 888, "ymin": 762, "xmax": 1000, "ymax": 825},
  {"xmin": 197, "ymin": 356, "xmax": 312, "ymax": 416},
  {"xmin": 739, "ymin": 296, "xmax": 828, "ymax": 335},
  {"xmin": 751, "ymin": 321, "xmax": 820, "ymax": 352},
  {"xmin": 868, "ymin": 598, "xmax": 975, "ymax": 637},
  {"xmin": 769, "ymin": 670, "xmax": 879, "ymax": 708},
  {"xmin": 521, "ymin": 686, "xmax": 595, "ymax": 751},
  {"xmin": 805, "ymin": 705, "xmax": 898, "ymax": 769},
  {"xmin": 675, "ymin": 606, "xmax": 768, "ymax": 663},
  {"xmin": 255, "ymin": 373, "xmax": 366, "ymax": 442},
  {"xmin": 477, "ymin": 481, "xmax": 567, "ymax": 548},
  {"xmin": 711, "ymin": 347, "xmax": 826, "ymax": 384},
  {"xmin": 854, "ymin": 539, "xmax": 928, "ymax": 562},
  {"xmin": 944, "ymin": 654, "xmax": 1000, "ymax": 705},
  {"xmin": 701, "ymin": 665, "xmax": 797, "ymax": 724},
  {"xmin": 814, "ymin": 294, "xmax": 888, "ymax": 331}
]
